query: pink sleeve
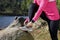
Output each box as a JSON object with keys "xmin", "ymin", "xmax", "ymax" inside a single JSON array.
[
  {"xmin": 32, "ymin": 0, "xmax": 48, "ymax": 21},
  {"xmin": 33, "ymin": 0, "xmax": 36, "ymax": 3}
]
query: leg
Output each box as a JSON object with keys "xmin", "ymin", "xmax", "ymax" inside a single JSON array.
[
  {"xmin": 48, "ymin": 20, "xmax": 59, "ymax": 40},
  {"xmin": 40, "ymin": 12, "xmax": 59, "ymax": 40}
]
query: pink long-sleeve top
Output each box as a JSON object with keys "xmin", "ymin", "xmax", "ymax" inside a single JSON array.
[{"xmin": 32, "ymin": 0, "xmax": 59, "ymax": 21}]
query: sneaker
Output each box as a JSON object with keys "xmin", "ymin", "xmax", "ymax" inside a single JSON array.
[{"xmin": 19, "ymin": 26, "xmax": 33, "ymax": 32}]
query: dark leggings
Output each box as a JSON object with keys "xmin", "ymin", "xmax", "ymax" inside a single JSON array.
[
  {"xmin": 40, "ymin": 12, "xmax": 59, "ymax": 40},
  {"xmin": 28, "ymin": 3, "xmax": 59, "ymax": 40}
]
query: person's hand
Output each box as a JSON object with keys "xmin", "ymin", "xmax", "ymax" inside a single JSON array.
[
  {"xmin": 24, "ymin": 18, "xmax": 29, "ymax": 25},
  {"xmin": 26, "ymin": 22, "xmax": 33, "ymax": 28}
]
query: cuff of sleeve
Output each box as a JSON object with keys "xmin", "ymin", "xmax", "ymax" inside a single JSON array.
[{"xmin": 31, "ymin": 20, "xmax": 35, "ymax": 23}]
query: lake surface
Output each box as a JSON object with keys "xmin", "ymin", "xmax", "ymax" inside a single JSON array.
[
  {"xmin": 0, "ymin": 16, "xmax": 15, "ymax": 29},
  {"xmin": 0, "ymin": 16, "xmax": 28, "ymax": 29}
]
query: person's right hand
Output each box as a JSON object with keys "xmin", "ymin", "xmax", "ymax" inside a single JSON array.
[{"xmin": 24, "ymin": 18, "xmax": 29, "ymax": 25}]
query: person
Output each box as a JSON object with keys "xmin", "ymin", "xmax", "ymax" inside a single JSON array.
[{"xmin": 20, "ymin": 0, "xmax": 60, "ymax": 40}]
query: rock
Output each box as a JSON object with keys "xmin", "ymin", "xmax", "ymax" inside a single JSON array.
[{"xmin": 0, "ymin": 17, "xmax": 50, "ymax": 40}]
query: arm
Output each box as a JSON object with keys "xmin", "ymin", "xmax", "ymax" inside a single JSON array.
[
  {"xmin": 24, "ymin": 0, "xmax": 38, "ymax": 24},
  {"xmin": 28, "ymin": 0, "xmax": 39, "ymax": 21},
  {"xmin": 32, "ymin": 0, "xmax": 48, "ymax": 22}
]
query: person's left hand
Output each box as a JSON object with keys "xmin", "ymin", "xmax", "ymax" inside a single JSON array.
[{"xmin": 26, "ymin": 22, "xmax": 33, "ymax": 28}]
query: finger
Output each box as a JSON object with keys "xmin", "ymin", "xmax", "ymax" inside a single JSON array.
[
  {"xmin": 24, "ymin": 21, "xmax": 28, "ymax": 25},
  {"xmin": 24, "ymin": 22, "xmax": 26, "ymax": 25}
]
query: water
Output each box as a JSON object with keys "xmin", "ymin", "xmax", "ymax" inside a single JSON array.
[
  {"xmin": 0, "ymin": 16, "xmax": 28, "ymax": 29},
  {"xmin": 0, "ymin": 16, "xmax": 15, "ymax": 29}
]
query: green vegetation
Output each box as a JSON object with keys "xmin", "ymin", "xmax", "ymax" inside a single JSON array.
[
  {"xmin": 57, "ymin": 0, "xmax": 60, "ymax": 10},
  {"xmin": 0, "ymin": 0, "xmax": 32, "ymax": 15},
  {"xmin": 0, "ymin": 0, "xmax": 60, "ymax": 15}
]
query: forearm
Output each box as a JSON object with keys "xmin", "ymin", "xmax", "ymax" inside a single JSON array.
[
  {"xmin": 28, "ymin": 3, "xmax": 39, "ymax": 21},
  {"xmin": 32, "ymin": 0, "xmax": 48, "ymax": 22}
]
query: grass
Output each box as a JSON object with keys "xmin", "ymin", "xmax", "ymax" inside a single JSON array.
[
  {"xmin": 58, "ymin": 31, "xmax": 60, "ymax": 40},
  {"xmin": 57, "ymin": 0, "xmax": 60, "ymax": 10},
  {"xmin": 30, "ymin": 27, "xmax": 60, "ymax": 40}
]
